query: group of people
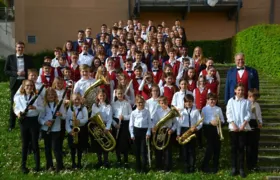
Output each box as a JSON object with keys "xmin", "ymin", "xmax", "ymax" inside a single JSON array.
[{"xmin": 4, "ymin": 19, "xmax": 261, "ymax": 178}]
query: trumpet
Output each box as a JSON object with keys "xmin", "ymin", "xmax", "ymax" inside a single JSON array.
[
  {"xmin": 72, "ymin": 108, "xmax": 80, "ymax": 144},
  {"xmin": 178, "ymin": 116, "xmax": 204, "ymax": 145},
  {"xmin": 88, "ymin": 112, "xmax": 116, "ymax": 151},
  {"xmin": 215, "ymin": 110, "xmax": 224, "ymax": 141},
  {"xmin": 153, "ymin": 106, "xmax": 180, "ymax": 150}
]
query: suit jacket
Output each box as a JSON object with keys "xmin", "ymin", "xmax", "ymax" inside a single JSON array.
[
  {"xmin": 4, "ymin": 54, "xmax": 33, "ymax": 89},
  {"xmin": 224, "ymin": 66, "xmax": 259, "ymax": 104}
]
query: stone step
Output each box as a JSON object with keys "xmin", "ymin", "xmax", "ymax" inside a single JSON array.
[
  {"xmin": 259, "ymin": 156, "xmax": 280, "ymax": 166},
  {"xmin": 259, "ymin": 148, "xmax": 280, "ymax": 156},
  {"xmin": 259, "ymin": 141, "xmax": 280, "ymax": 148},
  {"xmin": 262, "ymin": 118, "xmax": 280, "ymax": 123},
  {"xmin": 263, "ymin": 123, "xmax": 280, "ymax": 127},
  {"xmin": 260, "ymin": 134, "xmax": 280, "ymax": 141},
  {"xmin": 265, "ymin": 176, "xmax": 280, "ymax": 180},
  {"xmin": 261, "ymin": 129, "xmax": 280, "ymax": 135}
]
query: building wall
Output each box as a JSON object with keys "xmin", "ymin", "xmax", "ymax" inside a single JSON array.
[
  {"xmin": 0, "ymin": 22, "xmax": 15, "ymax": 57},
  {"xmin": 14, "ymin": 0, "xmax": 277, "ymax": 53},
  {"xmin": 15, "ymin": 0, "xmax": 129, "ymax": 53}
]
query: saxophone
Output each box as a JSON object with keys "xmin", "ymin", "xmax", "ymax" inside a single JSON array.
[
  {"xmin": 72, "ymin": 109, "xmax": 80, "ymax": 144},
  {"xmin": 178, "ymin": 116, "xmax": 204, "ymax": 145}
]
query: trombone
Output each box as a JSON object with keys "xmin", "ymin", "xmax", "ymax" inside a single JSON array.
[{"xmin": 215, "ymin": 110, "xmax": 224, "ymax": 141}]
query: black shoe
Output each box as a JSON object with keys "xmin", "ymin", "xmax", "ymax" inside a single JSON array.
[
  {"xmin": 33, "ymin": 167, "xmax": 41, "ymax": 172},
  {"xmin": 240, "ymin": 170, "xmax": 246, "ymax": 178},
  {"xmin": 211, "ymin": 168, "xmax": 218, "ymax": 174},
  {"xmin": 201, "ymin": 167, "xmax": 211, "ymax": 173},
  {"xmin": 22, "ymin": 167, "xmax": 29, "ymax": 174},
  {"xmin": 47, "ymin": 166, "xmax": 55, "ymax": 171},
  {"xmin": 77, "ymin": 163, "xmax": 82, "ymax": 169},
  {"xmin": 104, "ymin": 162, "xmax": 110, "ymax": 168},
  {"xmin": 230, "ymin": 168, "xmax": 238, "ymax": 176},
  {"xmin": 142, "ymin": 167, "xmax": 148, "ymax": 174},
  {"xmin": 56, "ymin": 166, "xmax": 63, "ymax": 172},
  {"xmin": 116, "ymin": 161, "xmax": 121, "ymax": 168},
  {"xmin": 95, "ymin": 162, "xmax": 102, "ymax": 169},
  {"xmin": 124, "ymin": 163, "xmax": 129, "ymax": 169},
  {"xmin": 136, "ymin": 168, "xmax": 141, "ymax": 173},
  {"xmin": 71, "ymin": 163, "xmax": 77, "ymax": 169}
]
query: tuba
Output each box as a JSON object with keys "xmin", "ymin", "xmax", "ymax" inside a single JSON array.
[
  {"xmin": 83, "ymin": 77, "xmax": 108, "ymax": 111},
  {"xmin": 88, "ymin": 112, "xmax": 116, "ymax": 151},
  {"xmin": 72, "ymin": 108, "xmax": 80, "ymax": 144},
  {"xmin": 178, "ymin": 116, "xmax": 204, "ymax": 145},
  {"xmin": 215, "ymin": 110, "xmax": 224, "ymax": 141},
  {"xmin": 153, "ymin": 106, "xmax": 180, "ymax": 150}
]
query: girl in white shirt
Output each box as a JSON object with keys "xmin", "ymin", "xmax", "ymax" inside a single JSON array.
[
  {"xmin": 39, "ymin": 87, "xmax": 65, "ymax": 171},
  {"xmin": 226, "ymin": 83, "xmax": 251, "ymax": 178},
  {"xmin": 14, "ymin": 80, "xmax": 43, "ymax": 174},
  {"xmin": 66, "ymin": 93, "xmax": 88, "ymax": 169},
  {"xmin": 145, "ymin": 84, "xmax": 160, "ymax": 122},
  {"xmin": 172, "ymin": 79, "xmax": 193, "ymax": 112},
  {"xmin": 90, "ymin": 89, "xmax": 113, "ymax": 168},
  {"xmin": 112, "ymin": 88, "xmax": 132, "ymax": 168}
]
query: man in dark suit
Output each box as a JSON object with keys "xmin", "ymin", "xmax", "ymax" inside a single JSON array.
[
  {"xmin": 72, "ymin": 30, "xmax": 85, "ymax": 53},
  {"xmin": 224, "ymin": 53, "xmax": 259, "ymax": 104},
  {"xmin": 4, "ymin": 41, "xmax": 34, "ymax": 131}
]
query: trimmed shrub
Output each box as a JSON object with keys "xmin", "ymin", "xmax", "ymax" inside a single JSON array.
[
  {"xmin": 187, "ymin": 38, "xmax": 233, "ymax": 63},
  {"xmin": 232, "ymin": 24, "xmax": 280, "ymax": 79}
]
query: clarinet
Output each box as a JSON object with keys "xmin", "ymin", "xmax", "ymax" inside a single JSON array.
[
  {"xmin": 18, "ymin": 85, "xmax": 45, "ymax": 124},
  {"xmin": 46, "ymin": 87, "xmax": 68, "ymax": 134}
]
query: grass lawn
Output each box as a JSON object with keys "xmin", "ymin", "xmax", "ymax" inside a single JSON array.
[{"xmin": 0, "ymin": 82, "xmax": 279, "ymax": 180}]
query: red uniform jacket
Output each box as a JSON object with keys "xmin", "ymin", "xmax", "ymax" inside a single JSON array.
[
  {"xmin": 195, "ymin": 87, "xmax": 209, "ymax": 110},
  {"xmin": 237, "ymin": 70, "xmax": 249, "ymax": 98},
  {"xmin": 152, "ymin": 69, "xmax": 163, "ymax": 84}
]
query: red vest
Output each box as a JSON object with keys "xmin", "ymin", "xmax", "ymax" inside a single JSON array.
[
  {"xmin": 56, "ymin": 67, "xmax": 64, "ymax": 78},
  {"xmin": 70, "ymin": 65, "xmax": 81, "ymax": 82},
  {"xmin": 237, "ymin": 70, "xmax": 249, "ymax": 98},
  {"xmin": 195, "ymin": 87, "xmax": 208, "ymax": 110},
  {"xmin": 142, "ymin": 52, "xmax": 152, "ymax": 71},
  {"xmin": 195, "ymin": 61, "xmax": 200, "ymax": 76},
  {"xmin": 163, "ymin": 86, "xmax": 175, "ymax": 105},
  {"xmin": 152, "ymin": 70, "xmax": 163, "ymax": 84},
  {"xmin": 123, "ymin": 70, "xmax": 135, "ymax": 81},
  {"xmin": 165, "ymin": 60, "xmax": 180, "ymax": 77},
  {"xmin": 141, "ymin": 84, "xmax": 151, "ymax": 100},
  {"xmin": 187, "ymin": 80, "xmax": 196, "ymax": 92},
  {"xmin": 201, "ymin": 69, "xmax": 217, "ymax": 79},
  {"xmin": 132, "ymin": 78, "xmax": 142, "ymax": 95},
  {"xmin": 41, "ymin": 74, "xmax": 55, "ymax": 88},
  {"xmin": 112, "ymin": 56, "xmax": 121, "ymax": 70},
  {"xmin": 206, "ymin": 80, "xmax": 219, "ymax": 95},
  {"xmin": 108, "ymin": 71, "xmax": 118, "ymax": 89}
]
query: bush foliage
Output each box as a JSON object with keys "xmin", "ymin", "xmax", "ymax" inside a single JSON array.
[{"xmin": 232, "ymin": 24, "xmax": 280, "ymax": 79}]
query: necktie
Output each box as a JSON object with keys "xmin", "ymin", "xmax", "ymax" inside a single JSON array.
[
  {"xmin": 126, "ymin": 70, "xmax": 133, "ymax": 74},
  {"xmin": 188, "ymin": 108, "xmax": 192, "ymax": 127},
  {"xmin": 83, "ymin": 53, "xmax": 88, "ymax": 56},
  {"xmin": 78, "ymin": 40, "xmax": 83, "ymax": 43},
  {"xmin": 136, "ymin": 77, "xmax": 143, "ymax": 80},
  {"xmin": 237, "ymin": 67, "xmax": 244, "ymax": 71},
  {"xmin": 17, "ymin": 56, "xmax": 24, "ymax": 59},
  {"xmin": 152, "ymin": 69, "xmax": 159, "ymax": 72}
]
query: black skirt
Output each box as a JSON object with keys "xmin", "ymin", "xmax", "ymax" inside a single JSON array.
[
  {"xmin": 114, "ymin": 119, "xmax": 130, "ymax": 153},
  {"xmin": 68, "ymin": 125, "xmax": 88, "ymax": 149}
]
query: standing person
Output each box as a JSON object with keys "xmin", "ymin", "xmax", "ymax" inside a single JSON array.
[
  {"xmin": 226, "ymin": 83, "xmax": 251, "ymax": 178},
  {"xmin": 246, "ymin": 89, "xmax": 262, "ymax": 171},
  {"xmin": 4, "ymin": 41, "xmax": 33, "ymax": 131},
  {"xmin": 14, "ymin": 80, "xmax": 43, "ymax": 173},
  {"xmin": 129, "ymin": 95, "xmax": 152, "ymax": 173},
  {"xmin": 224, "ymin": 53, "xmax": 259, "ymax": 104}
]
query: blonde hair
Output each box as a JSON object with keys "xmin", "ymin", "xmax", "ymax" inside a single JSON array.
[
  {"xmin": 52, "ymin": 77, "xmax": 64, "ymax": 89},
  {"xmin": 44, "ymin": 87, "xmax": 59, "ymax": 105},
  {"xmin": 19, "ymin": 80, "xmax": 36, "ymax": 95},
  {"xmin": 192, "ymin": 46, "xmax": 206, "ymax": 65}
]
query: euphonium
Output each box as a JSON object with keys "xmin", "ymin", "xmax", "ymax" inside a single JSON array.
[
  {"xmin": 72, "ymin": 109, "xmax": 80, "ymax": 144},
  {"xmin": 215, "ymin": 111, "xmax": 224, "ymax": 141},
  {"xmin": 178, "ymin": 116, "xmax": 204, "ymax": 145},
  {"xmin": 88, "ymin": 112, "xmax": 116, "ymax": 151},
  {"xmin": 153, "ymin": 106, "xmax": 180, "ymax": 150}
]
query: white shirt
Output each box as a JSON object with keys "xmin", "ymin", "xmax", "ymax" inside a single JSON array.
[
  {"xmin": 199, "ymin": 71, "xmax": 221, "ymax": 84},
  {"xmin": 226, "ymin": 96, "xmax": 251, "ymax": 130},
  {"xmin": 112, "ymin": 100, "xmax": 132, "ymax": 125},
  {"xmin": 172, "ymin": 90, "xmax": 193, "ymax": 111},
  {"xmin": 39, "ymin": 102, "xmax": 66, "ymax": 132},
  {"xmin": 145, "ymin": 97, "xmax": 160, "ymax": 121},
  {"xmin": 73, "ymin": 78, "xmax": 96, "ymax": 96},
  {"xmin": 66, "ymin": 105, "xmax": 88, "ymax": 133},
  {"xmin": 78, "ymin": 52, "xmax": 94, "ymax": 67},
  {"xmin": 250, "ymin": 102, "xmax": 263, "ymax": 124},
  {"xmin": 237, "ymin": 66, "xmax": 245, "ymax": 78},
  {"xmin": 91, "ymin": 103, "xmax": 113, "ymax": 130},
  {"xmin": 16, "ymin": 55, "xmax": 25, "ymax": 79},
  {"xmin": 202, "ymin": 105, "xmax": 224, "ymax": 125},
  {"xmin": 55, "ymin": 89, "xmax": 66, "ymax": 101},
  {"xmin": 132, "ymin": 61, "xmax": 148, "ymax": 74},
  {"xmin": 153, "ymin": 107, "xmax": 177, "ymax": 131},
  {"xmin": 177, "ymin": 55, "xmax": 194, "ymax": 68},
  {"xmin": 51, "ymin": 57, "xmax": 69, "ymax": 68},
  {"xmin": 129, "ymin": 108, "xmax": 152, "ymax": 138},
  {"xmin": 177, "ymin": 107, "xmax": 202, "ymax": 135},
  {"xmin": 14, "ymin": 93, "xmax": 43, "ymax": 117}
]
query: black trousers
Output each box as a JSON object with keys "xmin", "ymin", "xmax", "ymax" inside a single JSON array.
[
  {"xmin": 246, "ymin": 119, "xmax": 260, "ymax": 169},
  {"xmin": 181, "ymin": 127, "xmax": 196, "ymax": 171},
  {"xmin": 155, "ymin": 136, "xmax": 172, "ymax": 171},
  {"xmin": 20, "ymin": 116, "xmax": 40, "ymax": 169},
  {"xmin": 229, "ymin": 131, "xmax": 247, "ymax": 170},
  {"xmin": 134, "ymin": 127, "xmax": 148, "ymax": 171},
  {"xmin": 202, "ymin": 125, "xmax": 221, "ymax": 170},
  {"xmin": 41, "ymin": 131, "xmax": 63, "ymax": 169},
  {"xmin": 10, "ymin": 79, "xmax": 23, "ymax": 128},
  {"xmin": 114, "ymin": 119, "xmax": 130, "ymax": 163}
]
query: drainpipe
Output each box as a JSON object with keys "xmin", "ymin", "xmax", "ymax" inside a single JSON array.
[{"xmin": 269, "ymin": 0, "xmax": 275, "ymax": 24}]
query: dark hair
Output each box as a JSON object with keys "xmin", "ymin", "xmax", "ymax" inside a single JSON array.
[
  {"xmin": 135, "ymin": 50, "xmax": 142, "ymax": 55},
  {"xmin": 182, "ymin": 58, "xmax": 190, "ymax": 62},
  {"xmin": 134, "ymin": 65, "xmax": 143, "ymax": 71},
  {"xmin": 125, "ymin": 58, "xmax": 133, "ymax": 63},
  {"xmin": 16, "ymin": 41, "xmax": 25, "ymax": 47},
  {"xmin": 248, "ymin": 88, "xmax": 260, "ymax": 99},
  {"xmin": 42, "ymin": 62, "xmax": 51, "ymax": 67},
  {"xmin": 95, "ymin": 89, "xmax": 109, "ymax": 107},
  {"xmin": 44, "ymin": 56, "xmax": 52, "ymax": 60},
  {"xmin": 78, "ymin": 30, "xmax": 85, "ymax": 33},
  {"xmin": 184, "ymin": 94, "xmax": 194, "ymax": 102},
  {"xmin": 234, "ymin": 83, "xmax": 245, "ymax": 90},
  {"xmin": 207, "ymin": 93, "xmax": 218, "ymax": 100}
]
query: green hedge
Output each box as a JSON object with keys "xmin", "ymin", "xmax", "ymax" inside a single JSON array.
[
  {"xmin": 187, "ymin": 38, "xmax": 233, "ymax": 63},
  {"xmin": 232, "ymin": 24, "xmax": 280, "ymax": 79}
]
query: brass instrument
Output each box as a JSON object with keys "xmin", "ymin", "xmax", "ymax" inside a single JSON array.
[
  {"xmin": 124, "ymin": 80, "xmax": 133, "ymax": 95},
  {"xmin": 215, "ymin": 110, "xmax": 224, "ymax": 141},
  {"xmin": 72, "ymin": 108, "xmax": 80, "ymax": 144},
  {"xmin": 84, "ymin": 77, "xmax": 108, "ymax": 111},
  {"xmin": 153, "ymin": 106, "xmax": 180, "ymax": 150},
  {"xmin": 178, "ymin": 116, "xmax": 204, "ymax": 145},
  {"xmin": 88, "ymin": 112, "xmax": 116, "ymax": 151}
]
